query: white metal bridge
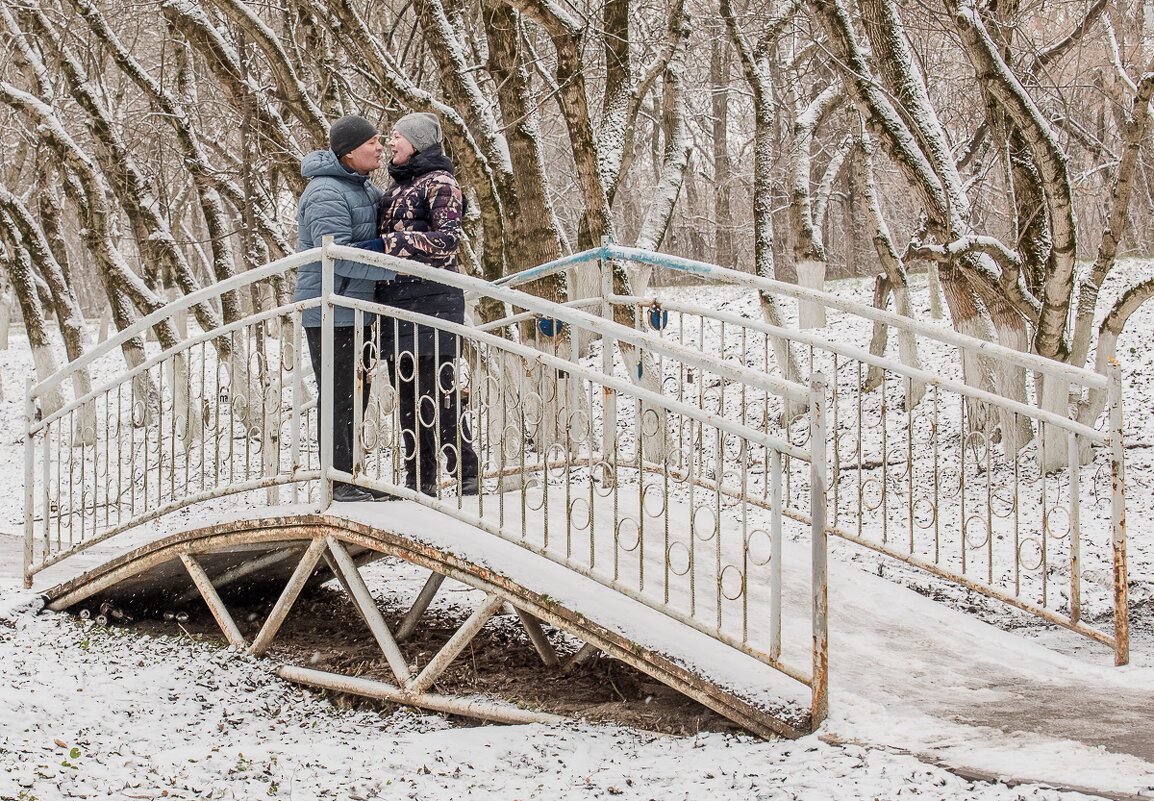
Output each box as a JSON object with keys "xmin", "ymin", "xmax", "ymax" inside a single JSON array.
[{"xmin": 23, "ymin": 241, "xmax": 1129, "ymax": 737}]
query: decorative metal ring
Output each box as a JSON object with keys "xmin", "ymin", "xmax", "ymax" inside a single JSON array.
[
  {"xmin": 546, "ymin": 444, "xmax": 568, "ymax": 479},
  {"xmin": 640, "ymin": 407, "xmax": 663, "ymax": 439},
  {"xmin": 132, "ymin": 400, "xmax": 147, "ymax": 428},
  {"xmin": 438, "ymin": 361, "xmax": 459, "ymax": 395},
  {"xmin": 745, "ymin": 529, "xmax": 774, "ymax": 567},
  {"xmin": 248, "ymin": 350, "xmax": 265, "ymax": 378},
  {"xmin": 990, "ymin": 485, "xmax": 1016, "ymax": 519},
  {"xmin": 719, "ymin": 564, "xmax": 745, "ymax": 601},
  {"xmin": 861, "ymin": 403, "xmax": 884, "ymax": 430},
  {"xmin": 641, "ymin": 483, "xmax": 665, "ymax": 518},
  {"xmin": 378, "ymin": 385, "xmax": 397, "ymax": 414},
  {"xmin": 417, "ymin": 395, "xmax": 438, "ymax": 428},
  {"xmin": 480, "ymin": 374, "xmax": 502, "ymax": 412},
  {"xmin": 964, "ymin": 430, "xmax": 990, "ymax": 463},
  {"xmin": 1017, "ymin": 537, "xmax": 1045, "ymax": 572},
  {"xmin": 539, "ymin": 371, "xmax": 559, "ymax": 404},
  {"xmin": 963, "ymin": 514, "xmax": 989, "ymax": 549},
  {"xmin": 524, "ymin": 476, "xmax": 545, "ymax": 511},
  {"xmin": 1016, "ymin": 444, "xmax": 1043, "ymax": 485},
  {"xmin": 459, "ymin": 412, "xmax": 479, "ymax": 445},
  {"xmin": 363, "ymin": 339, "xmax": 380, "ymax": 372},
  {"xmin": 616, "ymin": 516, "xmax": 641, "ymax": 552},
  {"xmin": 912, "ymin": 496, "xmax": 937, "ymax": 530},
  {"xmin": 790, "ymin": 417, "xmax": 813, "ymax": 447},
  {"xmin": 173, "ymin": 416, "xmax": 188, "ymax": 442},
  {"xmin": 666, "ymin": 446, "xmax": 690, "ymax": 483},
  {"xmin": 247, "ymin": 425, "xmax": 263, "ymax": 451},
  {"xmin": 742, "ymin": 400, "xmax": 766, "ymax": 429},
  {"xmin": 568, "ymin": 497, "xmax": 592, "ymax": 531},
  {"xmin": 910, "ymin": 411, "xmax": 936, "ymax": 445},
  {"xmin": 692, "ymin": 505, "xmax": 717, "ymax": 542},
  {"xmin": 860, "ymin": 477, "xmax": 884, "ymax": 512},
  {"xmin": 591, "ymin": 461, "xmax": 616, "ymax": 495},
  {"xmin": 502, "ymin": 425, "xmax": 523, "ymax": 460},
  {"xmin": 440, "ymin": 442, "xmax": 460, "ymax": 470},
  {"xmin": 281, "ymin": 342, "xmax": 296, "ymax": 372},
  {"xmin": 264, "ymin": 386, "xmax": 281, "ymax": 413},
  {"xmin": 836, "ymin": 428, "xmax": 859, "ymax": 458},
  {"xmin": 566, "ymin": 409, "xmax": 591, "ymax": 444},
  {"xmin": 701, "ymin": 386, "xmax": 723, "ymax": 415},
  {"xmin": 233, "ymin": 394, "xmax": 250, "ymax": 422},
  {"xmin": 360, "ymin": 419, "xmax": 379, "ymax": 451},
  {"xmin": 395, "ymin": 353, "xmax": 417, "ymax": 383},
  {"xmin": 522, "ymin": 392, "xmax": 544, "ymax": 428},
  {"xmin": 1044, "ymin": 506, "xmax": 1072, "ymax": 540},
  {"xmin": 666, "ymin": 540, "xmax": 691, "ymax": 576}
]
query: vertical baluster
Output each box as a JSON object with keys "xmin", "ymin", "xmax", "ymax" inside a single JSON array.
[
  {"xmin": 23, "ymin": 376, "xmax": 35, "ymax": 589},
  {"xmin": 770, "ymin": 448, "xmax": 782, "ymax": 661},
  {"xmin": 1107, "ymin": 359, "xmax": 1128, "ymax": 665}
]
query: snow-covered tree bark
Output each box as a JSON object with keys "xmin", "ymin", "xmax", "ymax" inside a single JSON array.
[
  {"xmin": 721, "ymin": 0, "xmax": 805, "ymax": 408},
  {"xmin": 0, "ymin": 185, "xmax": 96, "ymax": 441},
  {"xmin": 854, "ymin": 132, "xmax": 925, "ymax": 408}
]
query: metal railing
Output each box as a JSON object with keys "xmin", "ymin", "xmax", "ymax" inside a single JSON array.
[
  {"xmin": 498, "ymin": 244, "xmax": 1129, "ymax": 665},
  {"xmin": 24, "ymin": 240, "xmax": 832, "ymax": 722}
]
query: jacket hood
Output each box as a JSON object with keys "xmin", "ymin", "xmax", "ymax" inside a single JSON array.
[{"xmin": 301, "ymin": 148, "xmax": 369, "ymax": 182}]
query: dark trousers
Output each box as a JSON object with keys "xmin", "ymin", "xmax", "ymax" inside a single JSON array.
[
  {"xmin": 387, "ymin": 351, "xmax": 478, "ymax": 495},
  {"xmin": 305, "ymin": 326, "xmax": 372, "ymax": 486}
]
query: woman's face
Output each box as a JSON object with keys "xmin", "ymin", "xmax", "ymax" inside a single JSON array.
[{"xmin": 389, "ymin": 130, "xmax": 416, "ymax": 165}]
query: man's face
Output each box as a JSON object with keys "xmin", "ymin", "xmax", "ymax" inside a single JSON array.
[
  {"xmin": 388, "ymin": 130, "xmax": 417, "ymax": 166},
  {"xmin": 341, "ymin": 136, "xmax": 384, "ymax": 174}
]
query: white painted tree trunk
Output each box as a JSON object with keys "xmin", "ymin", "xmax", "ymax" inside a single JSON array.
[
  {"xmin": 926, "ymin": 265, "xmax": 945, "ymax": 320},
  {"xmin": 0, "ymin": 289, "xmax": 9, "ymax": 350},
  {"xmin": 796, "ymin": 259, "xmax": 827, "ymax": 329},
  {"xmin": 32, "ymin": 347, "xmax": 65, "ymax": 418},
  {"xmin": 70, "ymin": 370, "xmax": 97, "ymax": 447},
  {"xmin": 98, "ymin": 306, "xmax": 112, "ymax": 344}
]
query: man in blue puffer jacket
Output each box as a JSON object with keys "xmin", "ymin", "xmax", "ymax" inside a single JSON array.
[{"xmin": 295, "ymin": 115, "xmax": 397, "ymax": 503}]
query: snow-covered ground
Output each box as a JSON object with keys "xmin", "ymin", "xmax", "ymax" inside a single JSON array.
[{"xmin": 2, "ymin": 264, "xmax": 1153, "ymax": 800}]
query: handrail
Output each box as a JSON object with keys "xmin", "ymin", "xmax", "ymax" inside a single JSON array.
[
  {"xmin": 602, "ymin": 244, "xmax": 1108, "ymax": 388},
  {"xmin": 604, "ymin": 293, "xmax": 1105, "ymax": 442},
  {"xmin": 30, "ymin": 250, "xmax": 321, "ymax": 398}
]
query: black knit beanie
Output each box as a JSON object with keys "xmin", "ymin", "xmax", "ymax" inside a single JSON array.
[{"xmin": 329, "ymin": 115, "xmax": 378, "ymax": 159}]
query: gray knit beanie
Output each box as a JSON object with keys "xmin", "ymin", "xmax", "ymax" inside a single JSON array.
[
  {"xmin": 329, "ymin": 115, "xmax": 378, "ymax": 159},
  {"xmin": 393, "ymin": 112, "xmax": 442, "ymax": 154}
]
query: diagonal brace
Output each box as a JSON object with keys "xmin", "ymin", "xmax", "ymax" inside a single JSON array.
[
  {"xmin": 180, "ymin": 552, "xmax": 246, "ymax": 649},
  {"xmin": 396, "ymin": 572, "xmax": 446, "ymax": 641},
  {"xmin": 248, "ymin": 537, "xmax": 327, "ymax": 656},
  {"xmin": 514, "ymin": 607, "xmax": 559, "ymax": 667},
  {"xmin": 406, "ymin": 593, "xmax": 504, "ymax": 694},
  {"xmin": 325, "ymin": 536, "xmax": 411, "ymax": 684}
]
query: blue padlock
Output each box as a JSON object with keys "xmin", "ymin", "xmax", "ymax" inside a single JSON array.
[
  {"xmin": 648, "ymin": 304, "xmax": 669, "ymax": 331},
  {"xmin": 538, "ymin": 317, "xmax": 564, "ymax": 337}
]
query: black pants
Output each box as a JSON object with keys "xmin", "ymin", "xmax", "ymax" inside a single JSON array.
[
  {"xmin": 305, "ymin": 326, "xmax": 372, "ymax": 486},
  {"xmin": 387, "ymin": 350, "xmax": 478, "ymax": 495}
]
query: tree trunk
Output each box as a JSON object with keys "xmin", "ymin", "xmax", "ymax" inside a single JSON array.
[
  {"xmin": 711, "ymin": 25, "xmax": 736, "ymax": 269},
  {"xmin": 0, "ymin": 227, "xmax": 64, "ymax": 416}
]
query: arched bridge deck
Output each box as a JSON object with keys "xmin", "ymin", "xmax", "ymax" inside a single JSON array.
[
  {"xmin": 41, "ymin": 500, "xmax": 813, "ymax": 737},
  {"xmin": 23, "ymin": 242, "xmax": 1130, "ymax": 738}
]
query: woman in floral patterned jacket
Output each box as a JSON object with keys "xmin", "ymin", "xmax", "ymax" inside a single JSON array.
[{"xmin": 357, "ymin": 112, "xmax": 479, "ymax": 498}]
